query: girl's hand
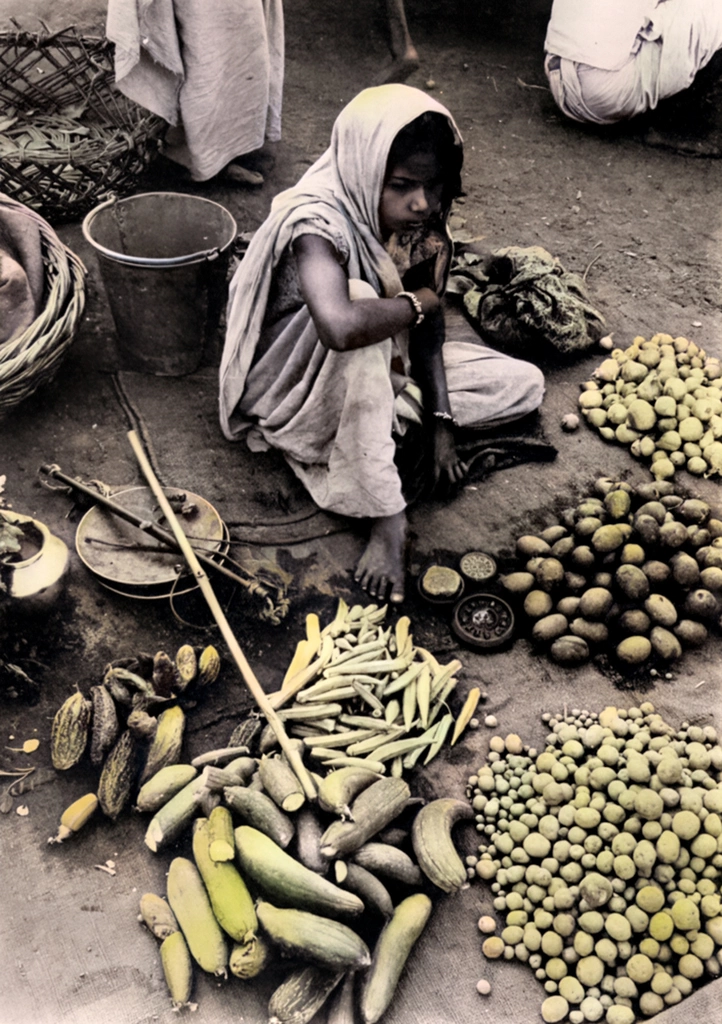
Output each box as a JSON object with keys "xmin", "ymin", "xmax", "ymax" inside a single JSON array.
[{"xmin": 431, "ymin": 419, "xmax": 468, "ymax": 492}]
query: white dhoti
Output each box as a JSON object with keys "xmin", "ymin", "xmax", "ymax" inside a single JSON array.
[
  {"xmin": 544, "ymin": 0, "xmax": 722, "ymax": 124},
  {"xmin": 239, "ymin": 283, "xmax": 545, "ymax": 520}
]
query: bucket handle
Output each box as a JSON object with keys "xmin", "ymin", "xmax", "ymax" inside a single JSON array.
[{"xmin": 82, "ymin": 193, "xmax": 236, "ymax": 268}]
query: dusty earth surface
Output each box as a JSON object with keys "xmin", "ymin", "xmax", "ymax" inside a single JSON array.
[{"xmin": 1, "ymin": 2, "xmax": 722, "ymax": 1024}]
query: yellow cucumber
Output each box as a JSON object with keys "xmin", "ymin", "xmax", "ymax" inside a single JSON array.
[
  {"xmin": 234, "ymin": 825, "xmax": 364, "ymax": 917},
  {"xmin": 138, "ymin": 892, "xmax": 179, "ymax": 940},
  {"xmin": 316, "ymin": 766, "xmax": 388, "ymax": 817},
  {"xmin": 293, "ymin": 804, "xmax": 331, "ymax": 875},
  {"xmin": 135, "ymin": 763, "xmax": 198, "ymax": 813},
  {"xmin": 360, "ymin": 893, "xmax": 433, "ymax": 1024},
  {"xmin": 208, "ymin": 804, "xmax": 235, "ymax": 861},
  {"xmin": 144, "ymin": 775, "xmax": 204, "ymax": 853},
  {"xmin": 229, "ymin": 932, "xmax": 270, "ymax": 979},
  {"xmin": 342, "ymin": 861, "xmax": 393, "ymax": 919},
  {"xmin": 256, "ymin": 901, "xmax": 370, "ymax": 970},
  {"xmin": 192, "ymin": 818, "xmax": 256, "ymax": 942},
  {"xmin": 224, "ymin": 785, "xmax": 295, "ymax": 848},
  {"xmin": 258, "ymin": 754, "xmax": 306, "ymax": 813},
  {"xmin": 48, "ymin": 792, "xmax": 98, "ymax": 844},
  {"xmin": 352, "ymin": 842, "xmax": 422, "ymax": 886},
  {"xmin": 410, "ymin": 797, "xmax": 474, "ymax": 893},
  {"xmin": 166, "ymin": 856, "xmax": 228, "ymax": 976},
  {"xmin": 326, "ymin": 971, "xmax": 357, "ymax": 1024},
  {"xmin": 268, "ymin": 964, "xmax": 344, "ymax": 1024},
  {"xmin": 320, "ymin": 777, "xmax": 410, "ymax": 859},
  {"xmin": 160, "ymin": 930, "xmax": 194, "ymax": 1010}
]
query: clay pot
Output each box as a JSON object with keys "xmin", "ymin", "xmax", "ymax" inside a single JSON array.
[{"xmin": 1, "ymin": 512, "xmax": 68, "ymax": 613}]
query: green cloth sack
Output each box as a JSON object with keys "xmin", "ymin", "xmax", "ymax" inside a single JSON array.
[{"xmin": 448, "ymin": 244, "xmax": 605, "ymax": 357}]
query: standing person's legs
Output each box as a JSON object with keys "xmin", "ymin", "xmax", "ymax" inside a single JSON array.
[{"xmin": 378, "ymin": 0, "xmax": 420, "ymax": 84}]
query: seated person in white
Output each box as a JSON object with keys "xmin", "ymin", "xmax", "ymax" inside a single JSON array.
[{"xmin": 543, "ymin": 0, "xmax": 722, "ymax": 125}]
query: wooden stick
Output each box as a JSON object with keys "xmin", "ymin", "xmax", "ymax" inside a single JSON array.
[{"xmin": 127, "ymin": 430, "xmax": 316, "ymax": 801}]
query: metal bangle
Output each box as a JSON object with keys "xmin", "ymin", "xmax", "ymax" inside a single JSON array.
[
  {"xmin": 396, "ymin": 290, "xmax": 425, "ymax": 327},
  {"xmin": 432, "ymin": 410, "xmax": 456, "ymax": 425}
]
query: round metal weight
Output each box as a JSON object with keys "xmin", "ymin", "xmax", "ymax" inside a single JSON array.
[
  {"xmin": 417, "ymin": 564, "xmax": 465, "ymax": 605},
  {"xmin": 452, "ymin": 593, "xmax": 515, "ymax": 649},
  {"xmin": 75, "ymin": 486, "xmax": 227, "ymax": 599},
  {"xmin": 459, "ymin": 550, "xmax": 497, "ymax": 585}
]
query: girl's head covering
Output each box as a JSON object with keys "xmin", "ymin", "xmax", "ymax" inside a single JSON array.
[
  {"xmin": 220, "ymin": 85, "xmax": 462, "ymax": 440},
  {"xmin": 296, "ymin": 84, "xmax": 462, "ymax": 241}
]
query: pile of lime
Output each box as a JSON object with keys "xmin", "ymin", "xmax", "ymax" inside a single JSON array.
[{"xmin": 466, "ymin": 703, "xmax": 721, "ymax": 1024}]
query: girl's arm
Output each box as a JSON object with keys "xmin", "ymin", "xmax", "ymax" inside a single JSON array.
[
  {"xmin": 410, "ymin": 308, "xmax": 468, "ymax": 489},
  {"xmin": 293, "ymin": 234, "xmax": 439, "ymax": 351}
]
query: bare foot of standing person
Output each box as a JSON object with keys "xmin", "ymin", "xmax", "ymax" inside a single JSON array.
[
  {"xmin": 377, "ymin": 0, "xmax": 420, "ymax": 85},
  {"xmin": 354, "ymin": 509, "xmax": 408, "ymax": 603}
]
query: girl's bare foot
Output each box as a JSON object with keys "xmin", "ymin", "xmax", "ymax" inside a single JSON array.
[{"xmin": 354, "ymin": 510, "xmax": 408, "ymax": 603}]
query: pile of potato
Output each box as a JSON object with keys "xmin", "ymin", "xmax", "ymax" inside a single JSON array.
[
  {"xmin": 467, "ymin": 703, "xmax": 722, "ymax": 1024},
  {"xmin": 501, "ymin": 477, "xmax": 722, "ymax": 670},
  {"xmin": 578, "ymin": 334, "xmax": 722, "ymax": 480}
]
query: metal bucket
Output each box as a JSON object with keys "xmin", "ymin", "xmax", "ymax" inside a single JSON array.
[{"xmin": 82, "ymin": 192, "xmax": 237, "ymax": 376}]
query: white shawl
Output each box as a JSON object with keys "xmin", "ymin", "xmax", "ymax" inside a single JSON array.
[{"xmin": 219, "ymin": 84, "xmax": 462, "ymax": 441}]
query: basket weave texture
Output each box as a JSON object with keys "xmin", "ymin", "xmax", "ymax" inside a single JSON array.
[
  {"xmin": 0, "ymin": 194, "xmax": 87, "ymax": 412},
  {"xmin": 0, "ymin": 26, "xmax": 166, "ymax": 223}
]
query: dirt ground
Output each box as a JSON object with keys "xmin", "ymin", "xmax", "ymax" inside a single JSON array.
[{"xmin": 1, "ymin": 2, "xmax": 722, "ymax": 1024}]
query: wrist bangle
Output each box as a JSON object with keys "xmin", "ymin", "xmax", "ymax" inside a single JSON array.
[
  {"xmin": 396, "ymin": 290, "xmax": 425, "ymax": 327},
  {"xmin": 433, "ymin": 410, "xmax": 455, "ymax": 425}
]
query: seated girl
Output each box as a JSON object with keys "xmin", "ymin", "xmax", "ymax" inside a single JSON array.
[{"xmin": 219, "ymin": 84, "xmax": 544, "ymax": 604}]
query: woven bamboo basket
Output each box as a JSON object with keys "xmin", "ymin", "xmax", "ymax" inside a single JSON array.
[
  {"xmin": 0, "ymin": 25, "xmax": 166, "ymax": 223},
  {"xmin": 0, "ymin": 194, "xmax": 87, "ymax": 412}
]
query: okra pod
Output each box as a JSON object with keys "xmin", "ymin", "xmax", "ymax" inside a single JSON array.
[
  {"xmin": 305, "ymin": 612, "xmax": 321, "ymax": 648},
  {"xmin": 384, "ymin": 699, "xmax": 401, "ymax": 725},
  {"xmin": 325, "ymin": 656, "xmax": 408, "ymax": 676},
  {"xmin": 351, "ymin": 679, "xmax": 385, "ymax": 716},
  {"xmin": 416, "ymin": 664, "xmax": 431, "ymax": 728},
  {"xmin": 415, "ymin": 646, "xmax": 441, "ymax": 675},
  {"xmin": 430, "ymin": 659, "xmax": 463, "ymax": 701},
  {"xmin": 450, "ymin": 686, "xmax": 481, "ymax": 746},
  {"xmin": 322, "ymin": 639, "xmax": 386, "ymax": 673},
  {"xmin": 321, "ymin": 756, "xmax": 386, "ymax": 773},
  {"xmin": 302, "ymin": 728, "xmax": 378, "ymax": 749},
  {"xmin": 402, "ymin": 677, "xmax": 417, "ymax": 731},
  {"xmin": 379, "ymin": 660, "xmax": 422, "ymax": 697},
  {"xmin": 345, "ymin": 726, "xmax": 407, "ymax": 757},
  {"xmin": 301, "ymin": 685, "xmax": 358, "ymax": 703},
  {"xmin": 320, "ymin": 597, "xmax": 350, "ymax": 638},
  {"xmin": 368, "ymin": 725, "xmax": 438, "ymax": 764},
  {"xmin": 278, "ymin": 703, "xmax": 343, "ymax": 721},
  {"xmin": 424, "ymin": 713, "xmax": 454, "ymax": 765},
  {"xmin": 338, "ymin": 714, "xmax": 395, "ymax": 732}
]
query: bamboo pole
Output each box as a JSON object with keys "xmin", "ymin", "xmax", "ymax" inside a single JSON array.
[{"xmin": 126, "ymin": 431, "xmax": 317, "ymax": 801}]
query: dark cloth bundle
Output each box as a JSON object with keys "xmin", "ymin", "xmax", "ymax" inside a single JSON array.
[{"xmin": 448, "ymin": 244, "xmax": 606, "ymax": 357}]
